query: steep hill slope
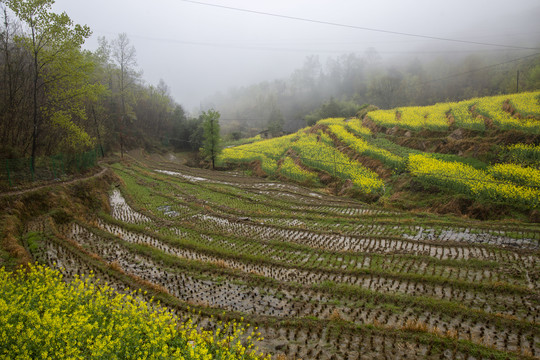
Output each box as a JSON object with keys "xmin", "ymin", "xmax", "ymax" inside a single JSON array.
[{"xmin": 218, "ymin": 91, "xmax": 540, "ymax": 220}]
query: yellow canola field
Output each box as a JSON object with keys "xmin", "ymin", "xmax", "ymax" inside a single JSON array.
[
  {"xmin": 506, "ymin": 143, "xmax": 540, "ymax": 164},
  {"xmin": 367, "ymin": 91, "xmax": 540, "ymax": 133},
  {"xmin": 0, "ymin": 264, "xmax": 268, "ymax": 360},
  {"xmin": 488, "ymin": 163, "xmax": 540, "ymax": 188},
  {"xmin": 473, "ymin": 94, "xmax": 540, "ymax": 133},
  {"xmin": 291, "ymin": 132, "xmax": 384, "ymax": 194},
  {"xmin": 368, "ymin": 103, "xmax": 452, "ymax": 131},
  {"xmin": 409, "ymin": 154, "xmax": 540, "ymax": 208},
  {"xmin": 325, "ymin": 122, "xmax": 404, "ymax": 171},
  {"xmin": 450, "ymin": 100, "xmax": 484, "ymax": 131},
  {"xmin": 278, "ymin": 156, "xmax": 319, "ymax": 184},
  {"xmin": 219, "ymin": 133, "xmax": 299, "ymax": 175},
  {"xmin": 508, "ymin": 91, "xmax": 540, "ymax": 118},
  {"xmin": 344, "ymin": 118, "xmax": 372, "ymax": 136}
]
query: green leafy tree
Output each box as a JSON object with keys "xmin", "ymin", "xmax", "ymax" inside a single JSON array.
[
  {"xmin": 200, "ymin": 109, "xmax": 221, "ymax": 169},
  {"xmin": 6, "ymin": 0, "xmax": 93, "ymax": 165}
]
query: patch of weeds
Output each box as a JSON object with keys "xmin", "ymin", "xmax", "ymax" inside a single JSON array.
[{"xmin": 23, "ymin": 231, "xmax": 45, "ymax": 255}]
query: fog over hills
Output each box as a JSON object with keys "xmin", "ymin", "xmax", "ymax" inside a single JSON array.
[{"xmin": 50, "ymin": 0, "xmax": 540, "ymax": 112}]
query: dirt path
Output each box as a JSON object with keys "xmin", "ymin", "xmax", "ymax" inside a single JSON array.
[{"xmin": 0, "ymin": 166, "xmax": 108, "ymax": 198}]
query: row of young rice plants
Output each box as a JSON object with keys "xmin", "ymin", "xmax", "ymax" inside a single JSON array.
[
  {"xmin": 105, "ymin": 202, "xmax": 514, "ymax": 297},
  {"xmin": 23, "ymin": 223, "xmax": 275, "ymax": 359},
  {"xmin": 112, "ymin": 167, "xmax": 537, "ymax": 314},
  {"xmin": 171, "ymin": 216, "xmax": 522, "ymax": 288},
  {"xmin": 115, "ymin": 162, "xmax": 386, "ymax": 224},
  {"xmin": 115, "ymin": 164, "xmax": 538, "ymax": 269},
  {"xmin": 124, "ymin": 160, "xmax": 540, "ymax": 252},
  {"xmin": 408, "ymin": 154, "xmax": 540, "ymax": 208},
  {"xmin": 35, "ymin": 227, "xmax": 523, "ymax": 360},
  {"xmin": 109, "ymin": 187, "xmax": 477, "ymax": 282},
  {"xmin": 127, "ymin": 168, "xmax": 540, "ymax": 354},
  {"xmin": 114, "ymin": 164, "xmax": 285, "ymax": 219},
  {"xmin": 110, "ymin": 164, "xmax": 200, "ymax": 220},
  {"xmin": 178, "ymin": 210, "xmax": 530, "ymax": 287},
  {"xmin": 120, "ymin": 161, "xmax": 540, "ymax": 255},
  {"xmin": 2, "ymin": 261, "xmax": 268, "ymax": 359}
]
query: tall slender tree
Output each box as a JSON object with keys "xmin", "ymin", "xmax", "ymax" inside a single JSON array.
[
  {"xmin": 111, "ymin": 32, "xmax": 137, "ymax": 158},
  {"xmin": 201, "ymin": 109, "xmax": 221, "ymax": 170}
]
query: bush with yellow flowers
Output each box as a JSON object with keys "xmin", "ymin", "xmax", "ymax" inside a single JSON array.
[{"xmin": 0, "ymin": 264, "xmax": 269, "ymax": 360}]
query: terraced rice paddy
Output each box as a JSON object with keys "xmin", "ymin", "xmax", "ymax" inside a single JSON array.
[{"xmin": 25, "ymin": 157, "xmax": 540, "ymax": 359}]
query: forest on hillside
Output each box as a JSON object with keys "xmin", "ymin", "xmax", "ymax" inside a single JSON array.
[{"xmin": 0, "ymin": 1, "xmax": 202, "ymax": 160}]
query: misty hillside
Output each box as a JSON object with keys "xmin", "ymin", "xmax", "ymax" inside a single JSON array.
[
  {"xmin": 207, "ymin": 50, "xmax": 540, "ymax": 137},
  {"xmin": 218, "ymin": 91, "xmax": 540, "ymax": 220}
]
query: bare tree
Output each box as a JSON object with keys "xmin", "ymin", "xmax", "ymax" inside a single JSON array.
[{"xmin": 111, "ymin": 32, "xmax": 137, "ymax": 157}]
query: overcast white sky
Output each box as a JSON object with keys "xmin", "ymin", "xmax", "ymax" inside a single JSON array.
[{"xmin": 51, "ymin": 0, "xmax": 540, "ymax": 111}]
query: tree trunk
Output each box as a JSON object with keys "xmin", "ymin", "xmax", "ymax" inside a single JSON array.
[
  {"xmin": 30, "ymin": 38, "xmax": 39, "ymax": 171},
  {"xmin": 92, "ymin": 105, "xmax": 105, "ymax": 157}
]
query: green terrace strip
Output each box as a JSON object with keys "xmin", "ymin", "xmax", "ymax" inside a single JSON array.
[
  {"xmin": 290, "ymin": 131, "xmax": 385, "ymax": 195},
  {"xmin": 278, "ymin": 156, "xmax": 320, "ymax": 185},
  {"xmin": 211, "ymin": 92, "xmax": 540, "ymax": 214},
  {"xmin": 347, "ymin": 128, "xmax": 487, "ymax": 170},
  {"xmin": 100, "ymin": 179, "xmax": 532, "ymax": 278},
  {"xmin": 113, "ymin": 163, "xmax": 540, "ymax": 258}
]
